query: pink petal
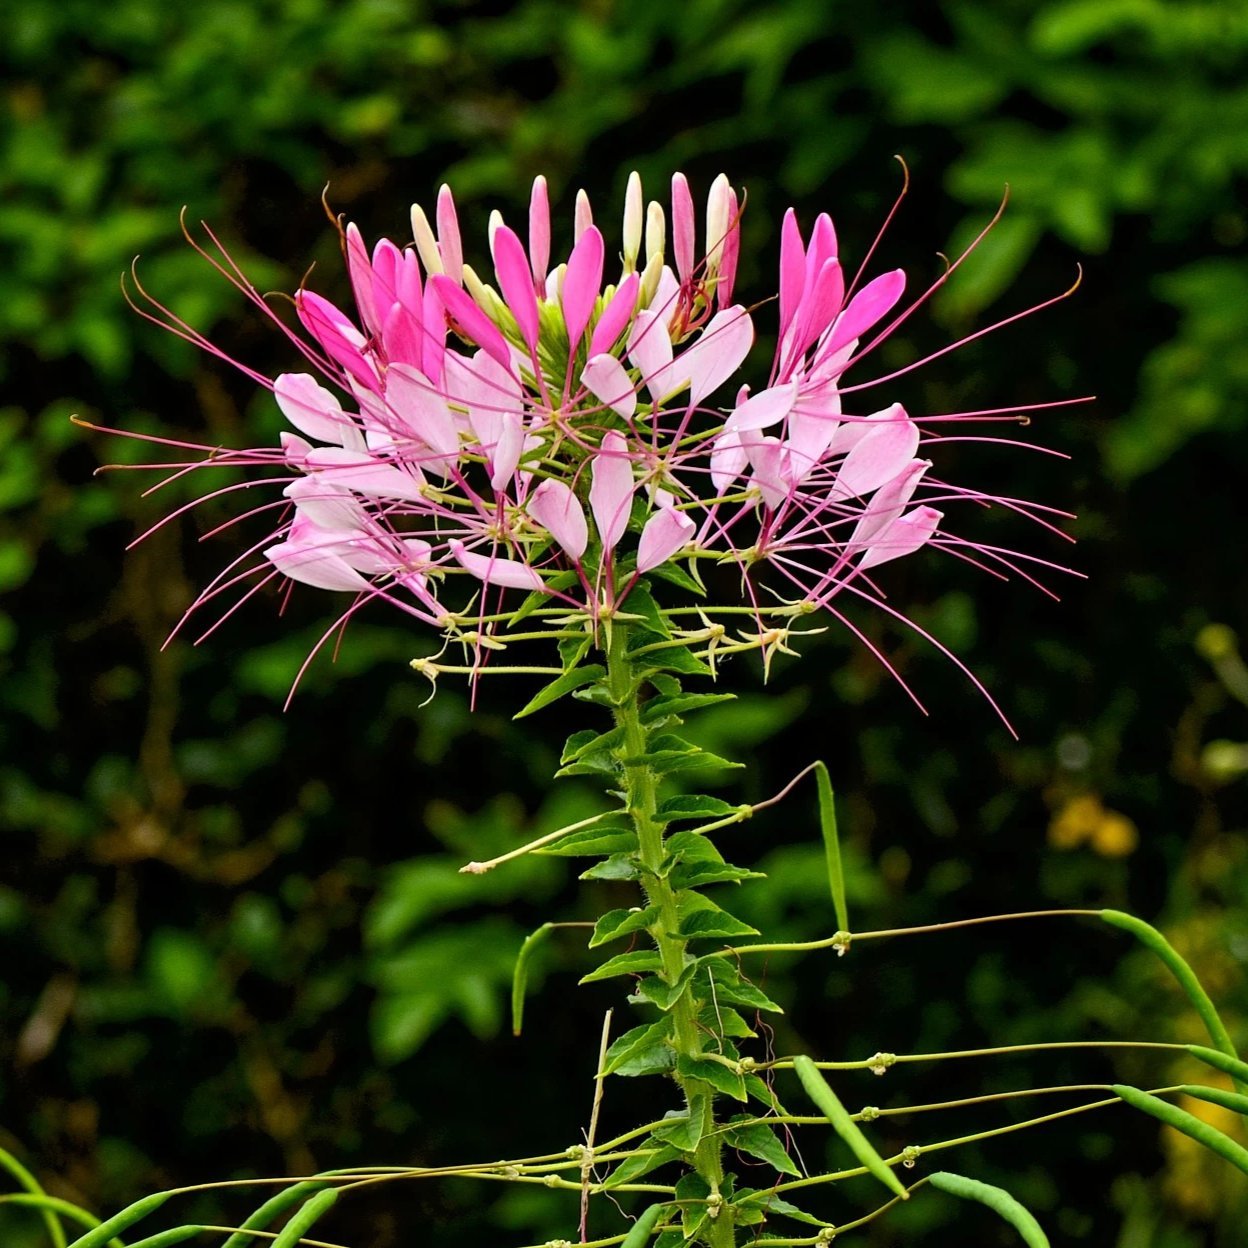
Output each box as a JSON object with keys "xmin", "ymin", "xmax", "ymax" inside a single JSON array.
[
  {"xmin": 283, "ymin": 475, "xmax": 368, "ymax": 533},
  {"xmin": 685, "ymin": 306, "xmax": 754, "ymax": 405},
  {"xmin": 727, "ymin": 381, "xmax": 797, "ymax": 433},
  {"xmin": 529, "ymin": 478, "xmax": 588, "ymax": 560},
  {"xmin": 529, "ymin": 176, "xmax": 551, "ymax": 289},
  {"xmin": 563, "ymin": 225, "xmax": 605, "ymax": 348},
  {"xmin": 421, "ymin": 282, "xmax": 446, "ymax": 382},
  {"xmin": 832, "ymin": 408, "xmax": 920, "ymax": 500},
  {"xmin": 430, "ymin": 274, "xmax": 512, "ymax": 372},
  {"xmin": 671, "ymin": 173, "xmax": 695, "ymax": 283},
  {"xmin": 345, "ymin": 224, "xmax": 379, "ymax": 336},
  {"xmin": 385, "ymin": 363, "xmax": 460, "ymax": 464},
  {"xmin": 305, "ymin": 446, "xmax": 426, "ymax": 502},
  {"xmin": 370, "ymin": 239, "xmax": 403, "ymax": 317},
  {"xmin": 744, "ymin": 433, "xmax": 792, "ymax": 512},
  {"xmin": 490, "ymin": 413, "xmax": 524, "ymax": 491},
  {"xmin": 710, "ymin": 428, "xmax": 749, "ymax": 492},
  {"xmin": 822, "ymin": 268, "xmax": 906, "ymax": 360},
  {"xmin": 718, "ymin": 188, "xmax": 740, "ymax": 308},
  {"xmin": 436, "ymin": 184, "xmax": 463, "ymax": 284},
  {"xmin": 637, "ymin": 506, "xmax": 696, "ymax": 573},
  {"xmin": 274, "ymin": 373, "xmax": 361, "ymax": 448},
  {"xmin": 581, "ymin": 354, "xmax": 637, "ymax": 418},
  {"xmin": 382, "ymin": 301, "xmax": 423, "ymax": 369},
  {"xmin": 778, "ymin": 208, "xmax": 806, "ymax": 343},
  {"xmin": 793, "ymin": 257, "xmax": 845, "ymax": 358},
  {"xmin": 295, "ymin": 291, "xmax": 378, "ymax": 392},
  {"xmin": 449, "ymin": 540, "xmax": 544, "ymax": 591},
  {"xmin": 858, "ymin": 505, "xmax": 942, "ymax": 570},
  {"xmin": 492, "ymin": 225, "xmax": 540, "ymax": 354},
  {"xmin": 266, "ymin": 536, "xmax": 371, "ymax": 593},
  {"xmin": 588, "ymin": 272, "xmax": 639, "ymax": 357},
  {"xmin": 847, "ymin": 460, "xmax": 929, "ymax": 549},
  {"xmin": 590, "ymin": 430, "xmax": 634, "ymax": 552},
  {"xmin": 628, "ymin": 310, "xmax": 674, "ymax": 397},
  {"xmin": 574, "ymin": 189, "xmax": 593, "ymax": 243}
]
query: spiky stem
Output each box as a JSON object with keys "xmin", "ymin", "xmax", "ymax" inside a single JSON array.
[{"xmin": 605, "ymin": 622, "xmax": 735, "ymax": 1248}]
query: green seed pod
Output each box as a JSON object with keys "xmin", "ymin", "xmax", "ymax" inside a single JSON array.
[
  {"xmin": 927, "ymin": 1171, "xmax": 1049, "ymax": 1247},
  {"xmin": 792, "ymin": 1055, "xmax": 906, "ymax": 1199},
  {"xmin": 67, "ymin": 1193, "xmax": 172, "ymax": 1248},
  {"xmin": 221, "ymin": 1181, "xmax": 332, "ymax": 1248},
  {"xmin": 271, "ymin": 1187, "xmax": 340, "ymax": 1248},
  {"xmin": 814, "ymin": 762, "xmax": 849, "ymax": 933},
  {"xmin": 127, "ymin": 1229, "xmax": 205, "ymax": 1248},
  {"xmin": 1100, "ymin": 910, "xmax": 1243, "ymax": 1090},
  {"xmin": 1112, "ymin": 1084, "xmax": 1248, "ymax": 1175},
  {"xmin": 1180, "ymin": 1084, "xmax": 1248, "ymax": 1116},
  {"xmin": 619, "ymin": 1202, "xmax": 666, "ymax": 1248},
  {"xmin": 1187, "ymin": 1044, "xmax": 1248, "ymax": 1087}
]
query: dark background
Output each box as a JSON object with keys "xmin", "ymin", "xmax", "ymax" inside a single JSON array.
[{"xmin": 2, "ymin": 1, "xmax": 1247, "ymax": 1244}]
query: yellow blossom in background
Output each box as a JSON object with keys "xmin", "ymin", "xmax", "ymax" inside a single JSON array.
[{"xmin": 1047, "ymin": 793, "xmax": 1138, "ymax": 857}]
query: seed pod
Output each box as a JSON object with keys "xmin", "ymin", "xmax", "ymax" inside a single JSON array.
[
  {"xmin": 1180, "ymin": 1084, "xmax": 1248, "ymax": 1116},
  {"xmin": 67, "ymin": 1193, "xmax": 172, "ymax": 1248},
  {"xmin": 128, "ymin": 1229, "xmax": 206, "ymax": 1248},
  {"xmin": 221, "ymin": 1180, "xmax": 333, "ymax": 1248},
  {"xmin": 272, "ymin": 1187, "xmax": 340, "ymax": 1248},
  {"xmin": 927, "ymin": 1171, "xmax": 1049, "ymax": 1247},
  {"xmin": 1187, "ymin": 1044, "xmax": 1248, "ymax": 1087},
  {"xmin": 814, "ymin": 761, "xmax": 849, "ymax": 933},
  {"xmin": 792, "ymin": 1055, "xmax": 906, "ymax": 1198},
  {"xmin": 619, "ymin": 1202, "xmax": 666, "ymax": 1248},
  {"xmin": 1100, "ymin": 910, "xmax": 1243, "ymax": 1090},
  {"xmin": 1112, "ymin": 1084, "xmax": 1248, "ymax": 1175}
]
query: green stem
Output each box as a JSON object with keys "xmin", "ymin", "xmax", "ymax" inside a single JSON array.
[{"xmin": 606, "ymin": 622, "xmax": 735, "ymax": 1248}]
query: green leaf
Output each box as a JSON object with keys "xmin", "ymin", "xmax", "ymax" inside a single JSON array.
[
  {"xmin": 620, "ymin": 583, "xmax": 671, "ymax": 638},
  {"xmin": 674, "ymin": 1172, "xmax": 711, "ymax": 1239},
  {"xmin": 702, "ymin": 1005, "xmax": 756, "ymax": 1039},
  {"xmin": 814, "ymin": 762, "xmax": 849, "ymax": 932},
  {"xmin": 637, "ymin": 646, "xmax": 714, "ymax": 678},
  {"xmin": 705, "ymin": 962, "xmax": 784, "ymax": 1013},
  {"xmin": 745, "ymin": 1074, "xmax": 788, "ymax": 1113},
  {"xmin": 591, "ymin": 905, "xmax": 660, "ymax": 947},
  {"xmin": 540, "ymin": 820, "xmax": 635, "ymax": 857},
  {"xmin": 723, "ymin": 1119, "xmax": 801, "ymax": 1176},
  {"xmin": 927, "ymin": 1171, "xmax": 1049, "ymax": 1246},
  {"xmin": 563, "ymin": 725, "xmax": 625, "ymax": 762},
  {"xmin": 732, "ymin": 1189, "xmax": 827, "ymax": 1227},
  {"xmin": 514, "ymin": 664, "xmax": 605, "ymax": 719},
  {"xmin": 630, "ymin": 967, "xmax": 696, "ymax": 1011},
  {"xmin": 604, "ymin": 1145, "xmax": 681, "ymax": 1189},
  {"xmin": 580, "ymin": 853, "xmax": 643, "ymax": 881},
  {"xmin": 669, "ymin": 862, "xmax": 765, "ymax": 889},
  {"xmin": 647, "ymin": 559, "xmax": 706, "ymax": 596},
  {"xmin": 656, "ymin": 794, "xmax": 740, "ymax": 821},
  {"xmin": 641, "ymin": 692, "xmax": 736, "ymax": 723},
  {"xmin": 579, "ymin": 950, "xmax": 663, "ymax": 983},
  {"xmin": 676, "ymin": 909, "xmax": 760, "ymax": 942},
  {"xmin": 653, "ymin": 1112, "xmax": 704, "ymax": 1152},
  {"xmin": 676, "ymin": 1054, "xmax": 748, "ymax": 1101},
  {"xmin": 604, "ymin": 1019, "xmax": 675, "ymax": 1076}
]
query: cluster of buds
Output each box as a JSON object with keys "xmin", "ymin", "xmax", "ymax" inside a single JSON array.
[{"xmin": 114, "ymin": 170, "xmax": 1076, "ymax": 705}]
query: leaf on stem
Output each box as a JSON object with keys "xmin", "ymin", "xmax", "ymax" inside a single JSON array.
[{"xmin": 514, "ymin": 664, "xmax": 605, "ymax": 719}]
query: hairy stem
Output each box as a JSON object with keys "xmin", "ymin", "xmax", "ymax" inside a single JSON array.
[{"xmin": 606, "ymin": 622, "xmax": 735, "ymax": 1248}]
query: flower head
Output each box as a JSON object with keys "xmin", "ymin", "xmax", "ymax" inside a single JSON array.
[{"xmin": 104, "ymin": 170, "xmax": 1081, "ymax": 717}]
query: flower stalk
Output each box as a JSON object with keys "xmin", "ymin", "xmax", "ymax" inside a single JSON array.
[{"xmin": 605, "ymin": 621, "xmax": 734, "ymax": 1248}]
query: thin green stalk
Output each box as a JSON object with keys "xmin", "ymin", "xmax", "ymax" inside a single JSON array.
[{"xmin": 606, "ymin": 622, "xmax": 735, "ymax": 1248}]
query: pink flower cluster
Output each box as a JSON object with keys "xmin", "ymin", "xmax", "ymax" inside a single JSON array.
[{"xmin": 118, "ymin": 171, "xmax": 1076, "ymax": 699}]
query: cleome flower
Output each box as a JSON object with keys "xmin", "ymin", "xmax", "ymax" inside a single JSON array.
[{"xmin": 99, "ymin": 170, "xmax": 1082, "ymax": 714}]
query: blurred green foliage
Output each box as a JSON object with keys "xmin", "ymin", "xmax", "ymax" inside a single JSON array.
[{"xmin": 2, "ymin": 0, "xmax": 1247, "ymax": 1245}]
